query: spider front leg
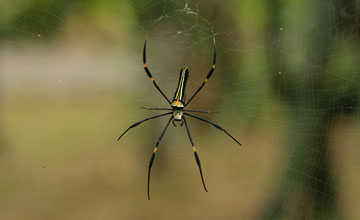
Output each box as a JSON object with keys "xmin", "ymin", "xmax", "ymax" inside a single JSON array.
[
  {"xmin": 148, "ymin": 116, "xmax": 173, "ymax": 200},
  {"xmin": 185, "ymin": 37, "xmax": 216, "ymax": 107},
  {"xmin": 143, "ymin": 34, "xmax": 171, "ymax": 104},
  {"xmin": 183, "ymin": 116, "xmax": 208, "ymax": 192}
]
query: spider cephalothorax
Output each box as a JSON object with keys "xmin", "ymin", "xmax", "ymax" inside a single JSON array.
[
  {"xmin": 172, "ymin": 110, "xmax": 184, "ymax": 126},
  {"xmin": 118, "ymin": 34, "xmax": 241, "ymax": 200}
]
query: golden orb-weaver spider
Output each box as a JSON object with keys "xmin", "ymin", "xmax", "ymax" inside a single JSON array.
[{"xmin": 118, "ymin": 34, "xmax": 241, "ymax": 200}]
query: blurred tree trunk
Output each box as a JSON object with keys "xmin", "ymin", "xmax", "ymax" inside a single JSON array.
[{"xmin": 263, "ymin": 0, "xmax": 359, "ymax": 219}]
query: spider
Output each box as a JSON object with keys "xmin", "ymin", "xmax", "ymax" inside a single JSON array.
[{"xmin": 118, "ymin": 34, "xmax": 242, "ymax": 200}]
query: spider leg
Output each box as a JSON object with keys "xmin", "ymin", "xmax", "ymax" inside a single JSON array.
[
  {"xmin": 143, "ymin": 34, "xmax": 171, "ymax": 104},
  {"xmin": 117, "ymin": 112, "xmax": 172, "ymax": 141},
  {"xmin": 183, "ymin": 113, "xmax": 242, "ymax": 146},
  {"xmin": 183, "ymin": 109, "xmax": 221, "ymax": 114},
  {"xmin": 185, "ymin": 37, "xmax": 216, "ymax": 107},
  {"xmin": 148, "ymin": 116, "xmax": 173, "ymax": 200},
  {"xmin": 183, "ymin": 116, "xmax": 208, "ymax": 192},
  {"xmin": 141, "ymin": 107, "xmax": 173, "ymax": 111}
]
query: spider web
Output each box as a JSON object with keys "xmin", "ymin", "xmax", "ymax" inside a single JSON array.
[{"xmin": 0, "ymin": 0, "xmax": 359, "ymax": 219}]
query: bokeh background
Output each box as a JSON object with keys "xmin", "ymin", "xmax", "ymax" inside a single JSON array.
[{"xmin": 1, "ymin": 0, "xmax": 360, "ymax": 219}]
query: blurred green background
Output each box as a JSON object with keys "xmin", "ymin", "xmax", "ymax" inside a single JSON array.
[{"xmin": 0, "ymin": 0, "xmax": 359, "ymax": 219}]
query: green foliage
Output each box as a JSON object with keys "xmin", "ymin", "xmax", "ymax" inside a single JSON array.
[{"xmin": 1, "ymin": 0, "xmax": 84, "ymax": 38}]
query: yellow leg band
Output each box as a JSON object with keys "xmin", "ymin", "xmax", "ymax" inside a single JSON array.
[
  {"xmin": 153, "ymin": 147, "xmax": 158, "ymax": 153},
  {"xmin": 150, "ymin": 77, "xmax": 154, "ymax": 81},
  {"xmin": 192, "ymin": 146, "xmax": 196, "ymax": 152}
]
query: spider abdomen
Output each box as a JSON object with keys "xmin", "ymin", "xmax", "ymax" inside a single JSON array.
[{"xmin": 171, "ymin": 67, "xmax": 189, "ymax": 109}]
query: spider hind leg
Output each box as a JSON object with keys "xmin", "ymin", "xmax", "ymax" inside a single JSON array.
[
  {"xmin": 147, "ymin": 116, "xmax": 173, "ymax": 200},
  {"xmin": 183, "ymin": 116, "xmax": 208, "ymax": 192}
]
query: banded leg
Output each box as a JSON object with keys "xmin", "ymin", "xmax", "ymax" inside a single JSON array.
[
  {"xmin": 183, "ymin": 109, "xmax": 221, "ymax": 114},
  {"xmin": 148, "ymin": 116, "xmax": 173, "ymax": 200},
  {"xmin": 117, "ymin": 112, "xmax": 172, "ymax": 141},
  {"xmin": 141, "ymin": 107, "xmax": 173, "ymax": 111},
  {"xmin": 184, "ymin": 113, "xmax": 242, "ymax": 146},
  {"xmin": 143, "ymin": 34, "xmax": 171, "ymax": 104},
  {"xmin": 185, "ymin": 37, "xmax": 216, "ymax": 106},
  {"xmin": 183, "ymin": 116, "xmax": 208, "ymax": 192},
  {"xmin": 141, "ymin": 107, "xmax": 220, "ymax": 114}
]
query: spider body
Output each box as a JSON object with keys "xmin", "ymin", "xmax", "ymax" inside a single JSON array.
[
  {"xmin": 171, "ymin": 67, "xmax": 190, "ymax": 125},
  {"xmin": 171, "ymin": 67, "xmax": 189, "ymax": 110},
  {"xmin": 118, "ymin": 34, "xmax": 241, "ymax": 200}
]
